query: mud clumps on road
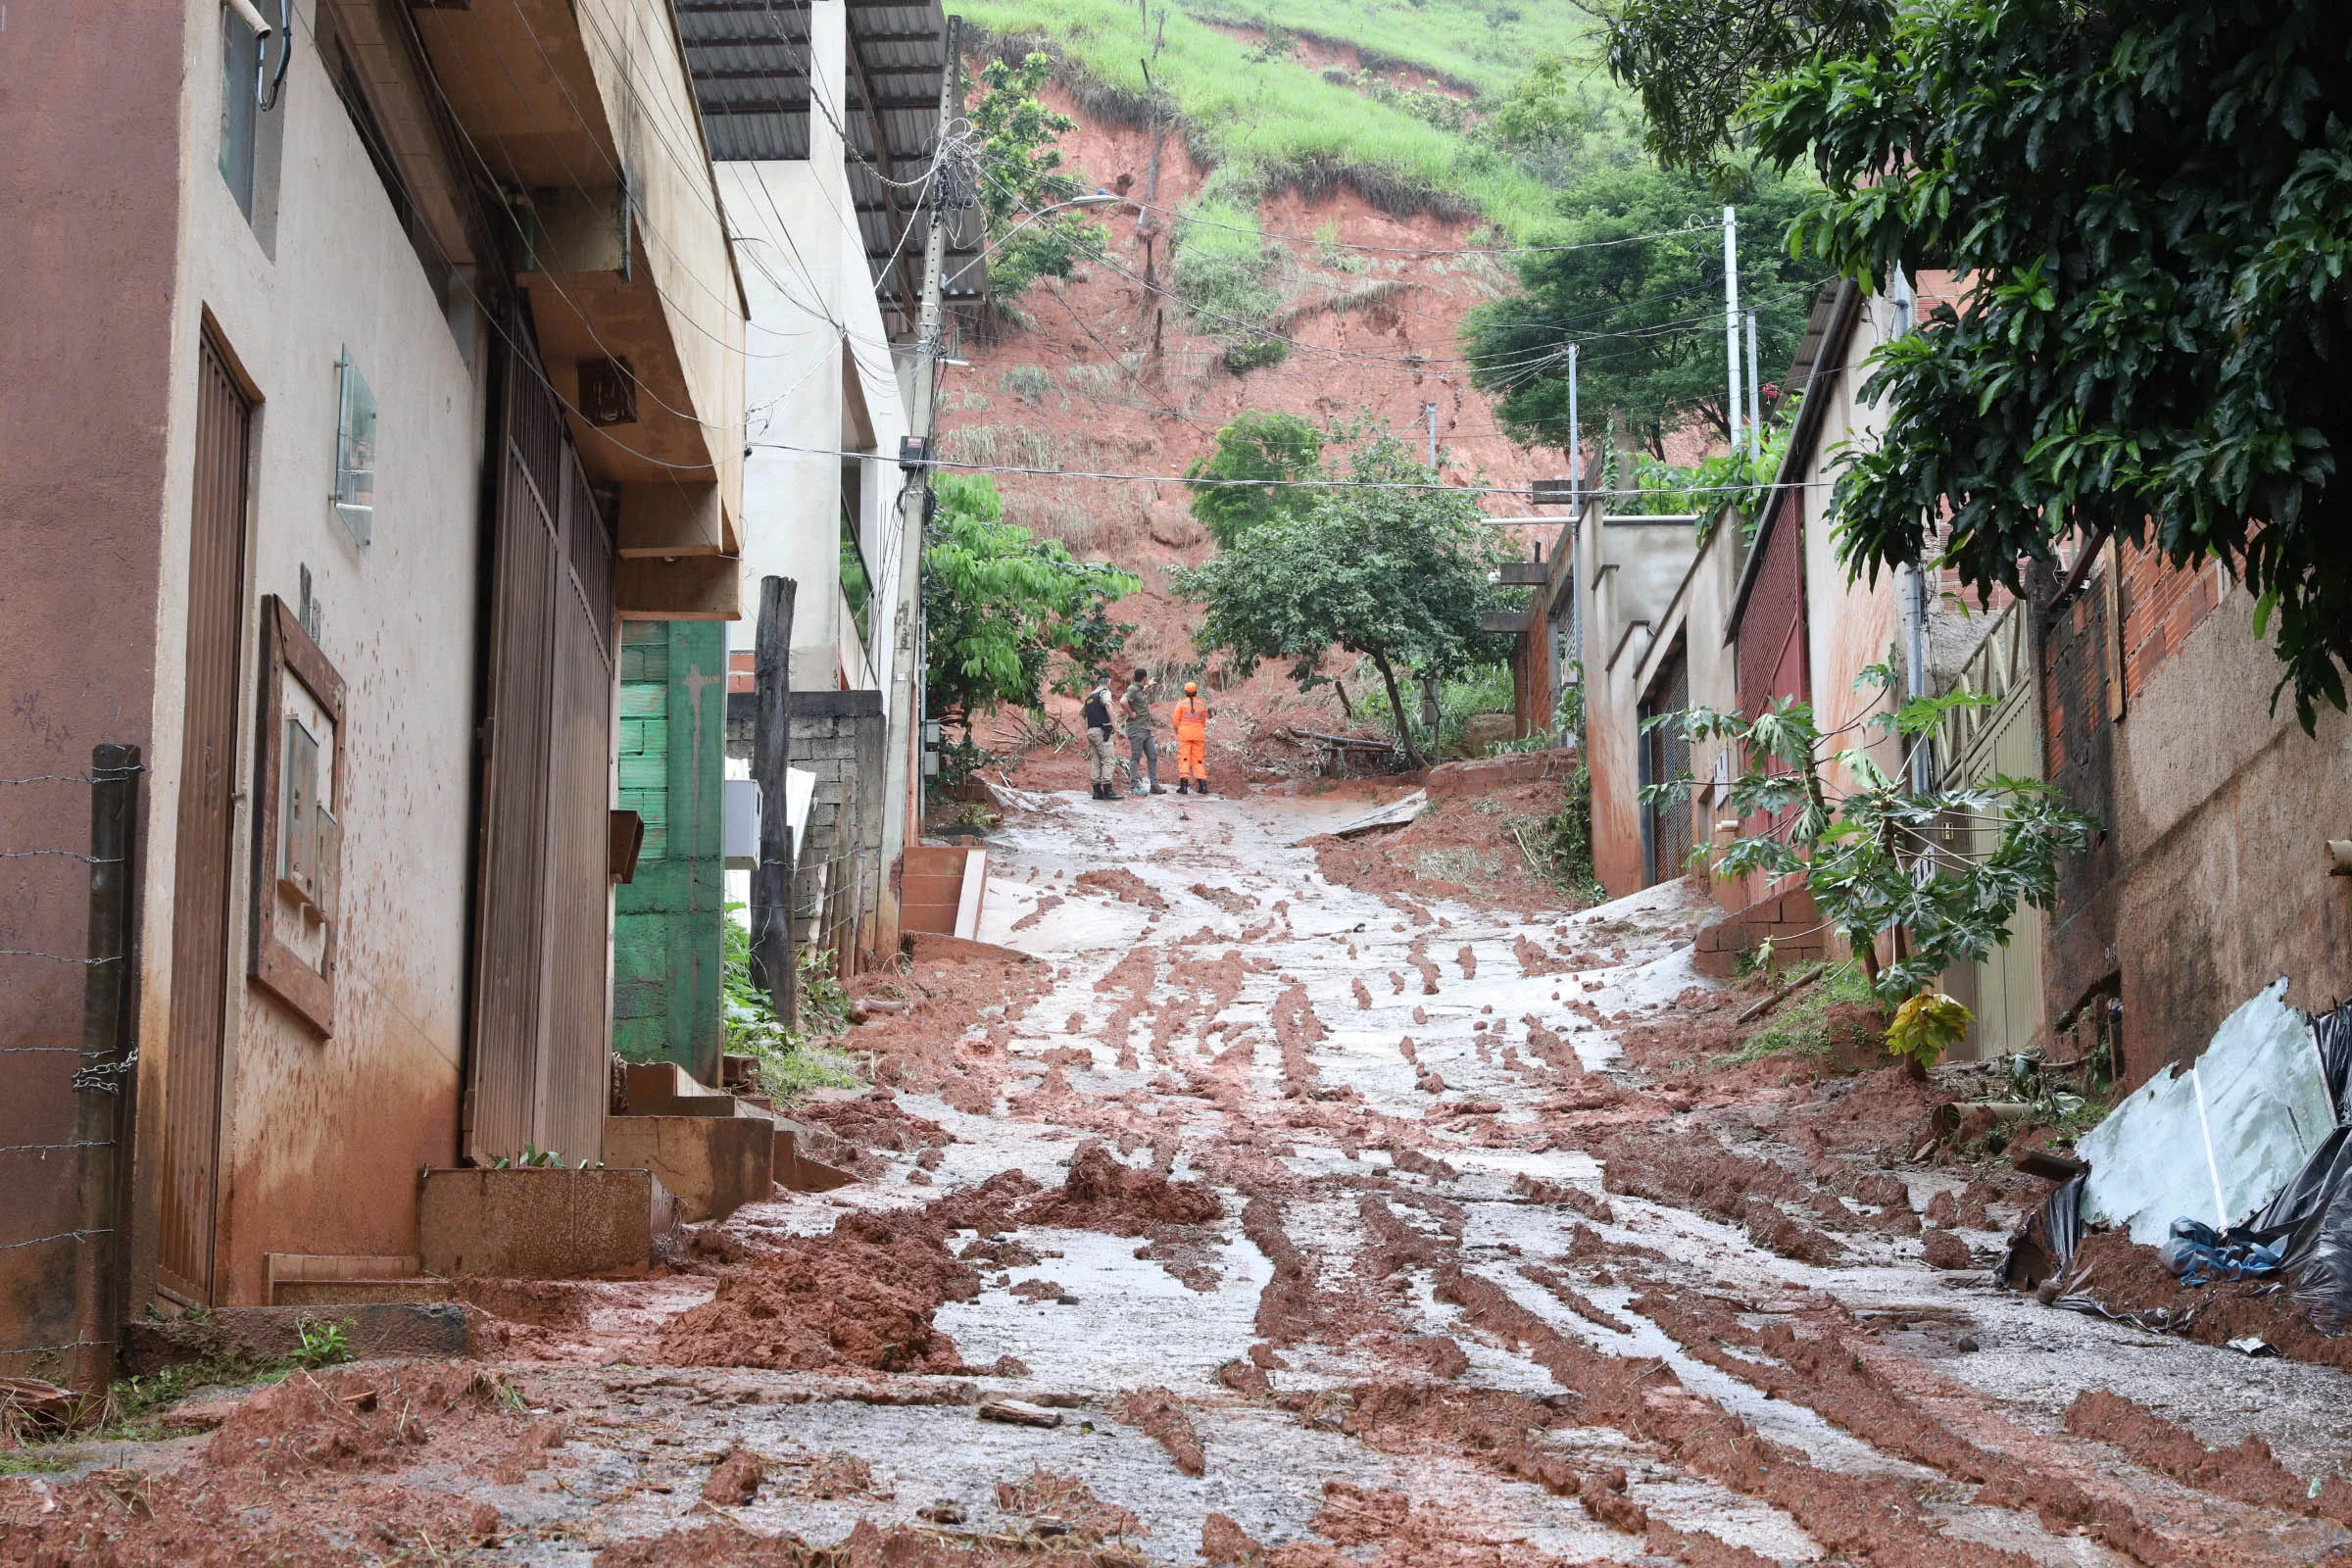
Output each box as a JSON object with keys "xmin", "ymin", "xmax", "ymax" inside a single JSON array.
[
  {"xmin": 1074, "ymin": 866, "xmax": 1167, "ymax": 910},
  {"xmin": 203, "ymin": 1363, "xmax": 524, "ymax": 1478},
  {"xmin": 1021, "ymin": 1139, "xmax": 1219, "ymax": 1231},
  {"xmin": 654, "ymin": 1208, "xmax": 981, "ymax": 1374},
  {"xmin": 1111, "ymin": 1386, "xmax": 1205, "ymax": 1475},
  {"xmin": 1597, "ymin": 1129, "xmax": 1849, "ymax": 1265},
  {"xmin": 2064, "ymin": 1390, "xmax": 2352, "ymax": 1524},
  {"xmin": 795, "ymin": 1090, "xmax": 953, "ymax": 1154}
]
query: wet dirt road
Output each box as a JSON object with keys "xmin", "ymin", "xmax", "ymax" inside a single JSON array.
[{"xmin": 13, "ymin": 784, "xmax": 2352, "ymax": 1566}]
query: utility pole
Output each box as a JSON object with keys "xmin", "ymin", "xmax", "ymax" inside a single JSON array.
[
  {"xmin": 1723, "ymin": 206, "xmax": 1741, "ymax": 455},
  {"xmin": 1744, "ymin": 308, "xmax": 1762, "ymax": 463},
  {"xmin": 877, "ymin": 16, "xmax": 960, "ymax": 957},
  {"xmin": 1566, "ymin": 342, "xmax": 1581, "ymax": 509},
  {"xmin": 1424, "ymin": 401, "xmax": 1439, "ymax": 467},
  {"xmin": 753, "ymin": 576, "xmax": 798, "ymax": 1028}
]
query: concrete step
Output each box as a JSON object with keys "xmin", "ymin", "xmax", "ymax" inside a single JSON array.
[
  {"xmin": 273, "ymin": 1278, "xmax": 458, "ymax": 1307},
  {"xmin": 604, "ymin": 1112, "xmax": 773, "ymax": 1222}
]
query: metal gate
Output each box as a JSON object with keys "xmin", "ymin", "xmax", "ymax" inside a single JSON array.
[
  {"xmin": 159, "ymin": 331, "xmax": 252, "ymax": 1301},
  {"xmin": 1934, "ymin": 602, "xmax": 2044, "ymax": 1058},
  {"xmin": 466, "ymin": 342, "xmax": 615, "ymax": 1164},
  {"xmin": 1640, "ymin": 647, "xmax": 1690, "ymax": 888}
]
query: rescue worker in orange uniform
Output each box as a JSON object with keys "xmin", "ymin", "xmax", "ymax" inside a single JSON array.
[{"xmin": 1172, "ymin": 681, "xmax": 1211, "ymax": 794}]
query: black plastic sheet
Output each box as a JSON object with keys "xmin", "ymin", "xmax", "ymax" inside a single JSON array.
[{"xmin": 1995, "ymin": 1172, "xmax": 2084, "ymax": 1290}]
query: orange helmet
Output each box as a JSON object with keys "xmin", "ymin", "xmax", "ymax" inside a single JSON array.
[{"xmin": 1184, "ymin": 681, "xmax": 1199, "ymax": 695}]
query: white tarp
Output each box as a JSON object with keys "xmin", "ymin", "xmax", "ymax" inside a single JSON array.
[{"xmin": 2080, "ymin": 979, "xmax": 2334, "ymax": 1246}]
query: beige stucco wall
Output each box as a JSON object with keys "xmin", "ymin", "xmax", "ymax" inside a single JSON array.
[
  {"xmin": 1798, "ymin": 290, "xmax": 1904, "ymax": 794},
  {"xmin": 2112, "ymin": 592, "xmax": 2352, "ymax": 1078},
  {"xmin": 581, "ymin": 0, "xmax": 746, "ymax": 521},
  {"xmin": 134, "ymin": 0, "xmax": 489, "ymax": 1306}
]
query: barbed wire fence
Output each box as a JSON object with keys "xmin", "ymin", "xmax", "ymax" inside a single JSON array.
[{"xmin": 1, "ymin": 744, "xmax": 142, "ymax": 1397}]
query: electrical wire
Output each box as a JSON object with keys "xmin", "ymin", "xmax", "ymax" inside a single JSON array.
[{"xmin": 749, "ymin": 437, "xmax": 1843, "ymax": 499}]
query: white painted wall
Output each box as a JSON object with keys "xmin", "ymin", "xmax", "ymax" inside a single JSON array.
[
  {"xmin": 716, "ymin": 0, "xmax": 910, "ymax": 704},
  {"xmin": 143, "ymin": 0, "xmax": 491, "ymax": 1301}
]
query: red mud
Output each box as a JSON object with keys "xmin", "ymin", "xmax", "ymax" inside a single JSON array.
[
  {"xmin": 2065, "ymin": 1390, "xmax": 2352, "ymax": 1525},
  {"xmin": 653, "ymin": 1208, "xmax": 982, "ymax": 1374},
  {"xmin": 1074, "ymin": 867, "xmax": 1168, "ymax": 910},
  {"xmin": 1306, "ymin": 782, "xmax": 1589, "ymax": 914},
  {"xmin": 2056, "ymin": 1231, "xmax": 2352, "ymax": 1374},
  {"xmin": 1110, "ymin": 1386, "xmax": 1206, "ymax": 1475}
]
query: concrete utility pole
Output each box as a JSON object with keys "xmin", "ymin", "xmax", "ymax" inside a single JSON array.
[
  {"xmin": 1723, "ymin": 206, "xmax": 1741, "ymax": 456},
  {"xmin": 1566, "ymin": 342, "xmax": 1581, "ymax": 509},
  {"xmin": 877, "ymin": 17, "xmax": 961, "ymax": 957},
  {"xmin": 753, "ymin": 575, "xmax": 798, "ymax": 1028},
  {"xmin": 1424, "ymin": 401, "xmax": 1439, "ymax": 467}
]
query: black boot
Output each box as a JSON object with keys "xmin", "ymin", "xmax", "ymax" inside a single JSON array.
[
  {"xmin": 1177, "ymin": 780, "xmax": 1189, "ymax": 795},
  {"xmin": 1197, "ymin": 777, "xmax": 1210, "ymax": 795}
]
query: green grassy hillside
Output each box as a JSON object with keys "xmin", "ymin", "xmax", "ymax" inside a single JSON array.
[{"xmin": 954, "ymin": 0, "xmax": 1627, "ymax": 239}]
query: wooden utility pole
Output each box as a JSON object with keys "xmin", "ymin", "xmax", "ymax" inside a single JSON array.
[
  {"xmin": 73, "ymin": 742, "xmax": 138, "ymax": 1394},
  {"xmin": 753, "ymin": 575, "xmax": 798, "ymax": 1028}
]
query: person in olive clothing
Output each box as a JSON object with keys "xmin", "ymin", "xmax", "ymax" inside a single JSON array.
[{"xmin": 1122, "ymin": 666, "xmax": 1164, "ymax": 795}]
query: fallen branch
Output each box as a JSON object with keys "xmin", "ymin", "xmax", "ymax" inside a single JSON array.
[{"xmin": 1734, "ymin": 964, "xmax": 1832, "ymax": 1026}]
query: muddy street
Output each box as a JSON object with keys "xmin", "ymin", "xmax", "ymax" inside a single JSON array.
[{"xmin": 10, "ymin": 784, "xmax": 2352, "ymax": 1567}]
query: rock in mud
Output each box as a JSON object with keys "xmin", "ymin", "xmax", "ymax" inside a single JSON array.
[{"xmin": 701, "ymin": 1446, "xmax": 764, "ymax": 1505}]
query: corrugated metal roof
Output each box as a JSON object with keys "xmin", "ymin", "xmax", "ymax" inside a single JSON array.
[{"xmin": 673, "ymin": 0, "xmax": 984, "ymax": 311}]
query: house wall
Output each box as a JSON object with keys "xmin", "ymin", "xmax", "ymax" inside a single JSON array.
[
  {"xmin": 1633, "ymin": 508, "xmax": 1747, "ymax": 908},
  {"xmin": 2108, "ymin": 586, "xmax": 2352, "ymax": 1084},
  {"xmin": 1577, "ymin": 514, "xmax": 1699, "ymax": 899},
  {"xmin": 129, "ymin": 0, "xmax": 492, "ymax": 1308},
  {"xmin": 0, "ymin": 0, "xmax": 188, "ymax": 1372},
  {"xmin": 1798, "ymin": 291, "xmax": 1904, "ymax": 792}
]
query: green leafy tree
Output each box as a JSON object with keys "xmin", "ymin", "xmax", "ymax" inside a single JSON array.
[
  {"xmin": 1473, "ymin": 54, "xmax": 1641, "ymax": 187},
  {"xmin": 1744, "ymin": 0, "xmax": 2352, "ymax": 724},
  {"xmin": 1596, "ymin": 0, "xmax": 1888, "ymax": 174},
  {"xmin": 1461, "ymin": 163, "xmax": 1817, "ymax": 459},
  {"xmin": 1184, "ymin": 411, "xmax": 1327, "ymax": 548},
  {"xmin": 1172, "ymin": 435, "xmax": 1509, "ymax": 767},
  {"xmin": 968, "ymin": 53, "xmax": 1102, "ymax": 297},
  {"xmin": 921, "ymin": 473, "xmax": 1140, "ymax": 732},
  {"xmin": 1647, "ymin": 664, "xmax": 2098, "ymax": 1059}
]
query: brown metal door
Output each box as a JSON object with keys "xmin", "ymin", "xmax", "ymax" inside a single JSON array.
[
  {"xmin": 159, "ymin": 333, "xmax": 251, "ymax": 1300},
  {"xmin": 540, "ymin": 454, "xmax": 614, "ymax": 1160},
  {"xmin": 466, "ymin": 343, "xmax": 613, "ymax": 1164}
]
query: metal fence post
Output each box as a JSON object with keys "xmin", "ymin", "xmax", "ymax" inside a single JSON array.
[{"xmin": 72, "ymin": 742, "xmax": 138, "ymax": 1393}]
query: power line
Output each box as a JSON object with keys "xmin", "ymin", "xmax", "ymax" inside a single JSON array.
[{"xmin": 748, "ymin": 437, "xmax": 1841, "ymax": 499}]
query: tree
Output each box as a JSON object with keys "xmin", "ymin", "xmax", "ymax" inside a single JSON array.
[
  {"xmin": 1744, "ymin": 0, "xmax": 2352, "ymax": 725},
  {"xmin": 1648, "ymin": 665, "xmax": 2098, "ymax": 1062},
  {"xmin": 967, "ymin": 53, "xmax": 1103, "ymax": 298},
  {"xmin": 1472, "ymin": 53, "xmax": 1641, "ymax": 188},
  {"xmin": 921, "ymin": 473, "xmax": 1140, "ymax": 733},
  {"xmin": 1595, "ymin": 0, "xmax": 1887, "ymax": 175},
  {"xmin": 1183, "ymin": 411, "xmax": 1327, "ymax": 548},
  {"xmin": 1460, "ymin": 163, "xmax": 1817, "ymax": 460},
  {"xmin": 1172, "ymin": 435, "xmax": 1510, "ymax": 767}
]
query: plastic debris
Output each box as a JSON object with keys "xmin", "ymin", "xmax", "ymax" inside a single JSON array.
[
  {"xmin": 2079, "ymin": 981, "xmax": 2335, "ymax": 1247},
  {"xmin": 2226, "ymin": 1336, "xmax": 2280, "ymax": 1357},
  {"xmin": 2160, "ymin": 1217, "xmax": 2284, "ymax": 1285}
]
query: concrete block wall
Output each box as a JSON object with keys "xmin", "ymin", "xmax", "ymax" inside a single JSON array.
[
  {"xmin": 727, "ymin": 689, "xmax": 888, "ymax": 967},
  {"xmin": 1691, "ymin": 883, "xmax": 1829, "ymax": 979}
]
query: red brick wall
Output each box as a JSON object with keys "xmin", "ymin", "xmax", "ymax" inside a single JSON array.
[{"xmin": 2116, "ymin": 542, "xmax": 2227, "ymax": 702}]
